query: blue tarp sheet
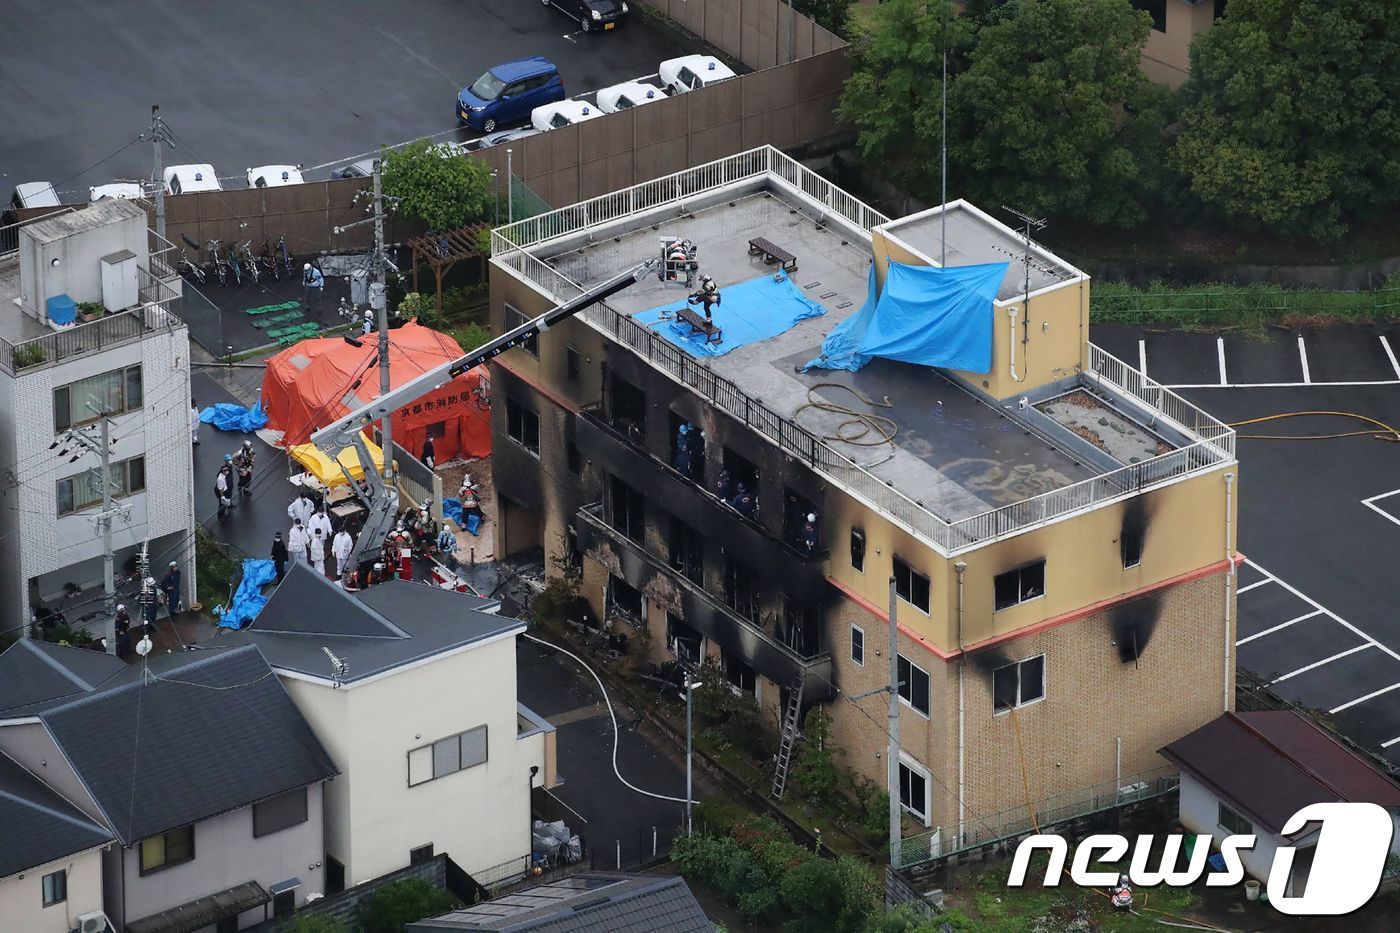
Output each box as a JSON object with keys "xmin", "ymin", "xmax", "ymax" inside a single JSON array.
[
  {"xmin": 200, "ymin": 399, "xmax": 269, "ymax": 433},
  {"xmin": 442, "ymin": 497, "xmax": 464, "ymax": 527},
  {"xmin": 634, "ymin": 271, "xmax": 826, "ymax": 357},
  {"xmin": 804, "ymin": 260, "xmax": 1008, "ymax": 374},
  {"xmin": 218, "ymin": 559, "xmax": 278, "ymax": 629}
]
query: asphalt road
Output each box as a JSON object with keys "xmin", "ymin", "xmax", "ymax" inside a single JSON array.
[
  {"xmin": 1092, "ymin": 323, "xmax": 1400, "ymax": 765},
  {"xmin": 0, "ymin": 0, "xmax": 688, "ymax": 195}
]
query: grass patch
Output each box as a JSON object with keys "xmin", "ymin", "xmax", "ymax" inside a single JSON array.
[
  {"xmin": 195, "ymin": 529, "xmax": 238, "ymax": 615},
  {"xmin": 1090, "ymin": 277, "xmax": 1400, "ymax": 328}
]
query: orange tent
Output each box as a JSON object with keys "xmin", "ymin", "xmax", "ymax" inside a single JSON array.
[{"xmin": 261, "ymin": 321, "xmax": 491, "ymax": 464}]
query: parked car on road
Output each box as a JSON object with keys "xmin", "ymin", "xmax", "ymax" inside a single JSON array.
[
  {"xmin": 458, "ymin": 57, "xmax": 566, "ymax": 133},
  {"xmin": 247, "ymin": 164, "xmax": 305, "ymax": 188},
  {"xmin": 542, "ymin": 0, "xmax": 629, "ymax": 33},
  {"xmin": 597, "ymin": 80, "xmax": 663, "ymax": 113},
  {"xmin": 659, "ymin": 55, "xmax": 736, "ymax": 95},
  {"xmin": 531, "ymin": 99, "xmax": 603, "ymax": 133},
  {"xmin": 464, "ymin": 128, "xmax": 542, "ymax": 152},
  {"xmin": 333, "ymin": 158, "xmax": 376, "ymax": 179},
  {"xmin": 163, "ymin": 164, "xmax": 222, "ymax": 195},
  {"xmin": 89, "ymin": 183, "xmax": 143, "ymax": 202},
  {"xmin": 11, "ymin": 181, "xmax": 60, "ymax": 209}
]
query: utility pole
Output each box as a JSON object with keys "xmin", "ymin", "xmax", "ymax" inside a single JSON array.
[
  {"xmin": 149, "ymin": 106, "xmax": 174, "ymax": 243},
  {"xmin": 887, "ymin": 576, "xmax": 902, "ymax": 868},
  {"xmin": 372, "ymin": 158, "xmax": 393, "ymax": 483},
  {"xmin": 506, "ymin": 149, "xmax": 514, "ymax": 223},
  {"xmin": 940, "ymin": 4, "xmax": 949, "ymax": 267},
  {"xmin": 686, "ymin": 675, "xmax": 703, "ymax": 835}
]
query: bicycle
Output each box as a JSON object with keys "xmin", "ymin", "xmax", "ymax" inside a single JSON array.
[
  {"xmin": 205, "ymin": 239, "xmax": 230, "ymax": 287},
  {"xmin": 276, "ymin": 234, "xmax": 296, "ymax": 279},
  {"xmin": 177, "ymin": 247, "xmax": 205, "ymax": 285},
  {"xmin": 258, "ymin": 239, "xmax": 281, "ymax": 281},
  {"xmin": 238, "ymin": 240, "xmax": 260, "ymax": 285},
  {"xmin": 225, "ymin": 240, "xmax": 244, "ymax": 286}
]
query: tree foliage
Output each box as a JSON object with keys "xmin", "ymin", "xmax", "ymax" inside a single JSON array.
[
  {"xmin": 359, "ymin": 879, "xmax": 456, "ymax": 933},
  {"xmin": 382, "ymin": 139, "xmax": 493, "ymax": 232},
  {"xmin": 277, "ymin": 917, "xmax": 349, "ymax": 933},
  {"xmin": 1171, "ymin": 0, "xmax": 1400, "ymax": 240}
]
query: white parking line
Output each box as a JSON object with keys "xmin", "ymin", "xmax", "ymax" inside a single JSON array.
[
  {"xmin": 1271, "ymin": 643, "xmax": 1372, "ymax": 685},
  {"xmin": 1236, "ymin": 609, "xmax": 1323, "ymax": 646},
  {"xmin": 1138, "ymin": 339, "xmax": 1147, "ymax": 379},
  {"xmin": 1383, "ymin": 735, "xmax": 1400, "ymax": 749},
  {"xmin": 1362, "ymin": 489, "xmax": 1400, "ymax": 529},
  {"xmin": 1382, "ymin": 336, "xmax": 1400, "ymax": 379},
  {"xmin": 1163, "ymin": 380, "xmax": 1400, "ymax": 389},
  {"xmin": 1246, "ymin": 559, "xmax": 1400, "ymax": 662},
  {"xmin": 1235, "ymin": 578, "xmax": 1272, "ymax": 595},
  {"xmin": 1331, "ymin": 681, "xmax": 1400, "ymax": 715},
  {"xmin": 1297, "ymin": 336, "xmax": 1311, "ymax": 383},
  {"xmin": 1216, "ymin": 337, "xmax": 1227, "ymax": 386}
]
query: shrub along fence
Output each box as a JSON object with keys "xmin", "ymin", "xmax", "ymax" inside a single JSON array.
[{"xmin": 1090, "ymin": 278, "xmax": 1400, "ymax": 327}]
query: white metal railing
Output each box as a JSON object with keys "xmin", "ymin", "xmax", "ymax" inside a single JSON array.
[{"xmin": 490, "ymin": 157, "xmax": 1234, "ymax": 555}]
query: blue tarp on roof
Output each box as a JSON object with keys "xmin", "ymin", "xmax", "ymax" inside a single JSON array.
[
  {"xmin": 804, "ymin": 260, "xmax": 1008, "ymax": 374},
  {"xmin": 634, "ymin": 271, "xmax": 826, "ymax": 357},
  {"xmin": 218, "ymin": 559, "xmax": 278, "ymax": 630},
  {"xmin": 200, "ymin": 399, "xmax": 268, "ymax": 433}
]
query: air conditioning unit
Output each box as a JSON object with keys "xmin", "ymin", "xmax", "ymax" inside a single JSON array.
[
  {"xmin": 77, "ymin": 911, "xmax": 111, "ymax": 933},
  {"xmin": 1118, "ymin": 781, "xmax": 1149, "ymax": 799}
]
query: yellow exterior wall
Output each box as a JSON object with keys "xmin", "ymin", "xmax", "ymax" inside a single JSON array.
[{"xmin": 1141, "ymin": 1, "xmax": 1217, "ymax": 88}]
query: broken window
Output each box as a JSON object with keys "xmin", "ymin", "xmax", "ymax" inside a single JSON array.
[
  {"xmin": 609, "ymin": 475, "xmax": 645, "ymax": 543},
  {"xmin": 606, "ymin": 372, "xmax": 647, "ymax": 446},
  {"xmin": 720, "ymin": 447, "xmax": 759, "ymax": 498},
  {"xmin": 506, "ymin": 397, "xmax": 539, "ymax": 453},
  {"xmin": 994, "ymin": 560, "xmax": 1046, "ymax": 611},
  {"xmin": 780, "ymin": 594, "xmax": 821, "ymax": 658},
  {"xmin": 666, "ymin": 613, "xmax": 704, "ymax": 667},
  {"xmin": 668, "ymin": 410, "xmax": 705, "ymax": 484},
  {"xmin": 607, "ymin": 575, "xmax": 643, "ymax": 626},
  {"xmin": 893, "ymin": 557, "xmax": 930, "ymax": 613},
  {"xmin": 566, "ymin": 344, "xmax": 581, "ymax": 381},
  {"xmin": 722, "ymin": 553, "xmax": 760, "ymax": 622},
  {"xmin": 850, "ymin": 528, "xmax": 866, "ymax": 572},
  {"xmin": 993, "ymin": 655, "xmax": 1045, "ymax": 713},
  {"xmin": 668, "ymin": 516, "xmax": 705, "ymax": 585},
  {"xmin": 724, "ymin": 650, "xmax": 756, "ymax": 696}
]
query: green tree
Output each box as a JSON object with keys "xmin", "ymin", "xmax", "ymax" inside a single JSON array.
[
  {"xmin": 780, "ymin": 855, "xmax": 880, "ymax": 933},
  {"xmin": 791, "ymin": 707, "xmax": 843, "ymax": 810},
  {"xmin": 837, "ymin": 0, "xmax": 973, "ymax": 198},
  {"xmin": 1171, "ymin": 0, "xmax": 1400, "ymax": 240},
  {"xmin": 382, "ymin": 139, "xmax": 493, "ymax": 232},
  {"xmin": 359, "ymin": 879, "xmax": 456, "ymax": 933},
  {"xmin": 792, "ymin": 0, "xmax": 854, "ymax": 38},
  {"xmin": 952, "ymin": 0, "xmax": 1165, "ymax": 226}
]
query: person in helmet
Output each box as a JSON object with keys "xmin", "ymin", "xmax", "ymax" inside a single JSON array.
[
  {"xmin": 160, "ymin": 560, "xmax": 183, "ymax": 614},
  {"xmin": 302, "ymin": 261, "xmax": 325, "ymax": 317},
  {"xmin": 114, "ymin": 604, "xmax": 132, "ymax": 656},
  {"xmin": 688, "ymin": 273, "xmax": 721, "ymax": 321},
  {"xmin": 801, "ymin": 512, "xmax": 819, "ymax": 554},
  {"xmin": 729, "ymin": 482, "xmax": 756, "ymax": 518}
]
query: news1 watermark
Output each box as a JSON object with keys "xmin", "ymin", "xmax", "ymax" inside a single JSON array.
[{"xmin": 1007, "ymin": 802, "xmax": 1397, "ymax": 916}]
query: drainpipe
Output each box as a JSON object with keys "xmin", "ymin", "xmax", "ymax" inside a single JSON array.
[
  {"xmin": 1008, "ymin": 308, "xmax": 1022, "ymax": 383},
  {"xmin": 955, "ymin": 560, "xmax": 967, "ymax": 851},
  {"xmin": 1114, "ymin": 736, "xmax": 1122, "ymax": 805},
  {"xmin": 1223, "ymin": 472, "xmax": 1236, "ymax": 712},
  {"xmin": 888, "ymin": 576, "xmax": 902, "ymax": 869}
]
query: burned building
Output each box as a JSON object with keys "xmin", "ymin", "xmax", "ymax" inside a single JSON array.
[{"xmin": 485, "ymin": 146, "xmax": 1239, "ymax": 852}]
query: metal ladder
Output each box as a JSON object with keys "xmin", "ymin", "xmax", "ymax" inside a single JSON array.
[{"xmin": 770, "ymin": 675, "xmax": 806, "ymax": 800}]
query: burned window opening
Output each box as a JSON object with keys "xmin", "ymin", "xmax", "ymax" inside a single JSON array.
[
  {"xmin": 668, "ymin": 515, "xmax": 705, "ymax": 585},
  {"xmin": 607, "ymin": 575, "xmax": 643, "ymax": 626},
  {"xmin": 506, "ymin": 397, "xmax": 540, "ymax": 454},
  {"xmin": 992, "ymin": 655, "xmax": 1045, "ymax": 712},
  {"xmin": 666, "ymin": 612, "xmax": 705, "ymax": 667},
  {"xmin": 723, "ymin": 553, "xmax": 760, "ymax": 623},
  {"xmin": 718, "ymin": 447, "xmax": 759, "ymax": 502},
  {"xmin": 608, "ymin": 475, "xmax": 646, "ymax": 543},
  {"xmin": 606, "ymin": 373, "xmax": 647, "ymax": 446},
  {"xmin": 565, "ymin": 344, "xmax": 581, "ymax": 381},
  {"xmin": 724, "ymin": 650, "xmax": 756, "ymax": 696},
  {"xmin": 669, "ymin": 410, "xmax": 706, "ymax": 485},
  {"xmin": 994, "ymin": 560, "xmax": 1046, "ymax": 611},
  {"xmin": 780, "ymin": 594, "xmax": 821, "ymax": 659},
  {"xmin": 782, "ymin": 487, "xmax": 820, "ymax": 554},
  {"xmin": 850, "ymin": 528, "xmax": 866, "ymax": 572},
  {"xmin": 1121, "ymin": 497, "xmax": 1149, "ymax": 569}
]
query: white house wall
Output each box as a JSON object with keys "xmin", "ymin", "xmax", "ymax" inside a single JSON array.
[
  {"xmin": 0, "ymin": 846, "xmax": 105, "ymax": 933},
  {"xmin": 1177, "ymin": 773, "xmax": 1280, "ymax": 885},
  {"xmin": 281, "ymin": 677, "xmax": 354, "ymax": 873},
  {"xmin": 0, "ymin": 724, "xmax": 106, "ymax": 825},
  {"xmin": 19, "ymin": 206, "xmax": 146, "ymax": 319}
]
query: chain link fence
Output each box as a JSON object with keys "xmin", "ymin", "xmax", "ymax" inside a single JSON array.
[{"xmin": 1090, "ymin": 281, "xmax": 1400, "ymax": 326}]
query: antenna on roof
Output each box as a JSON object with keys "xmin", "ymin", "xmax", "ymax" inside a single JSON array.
[
  {"xmin": 1001, "ymin": 205, "xmax": 1046, "ymax": 360},
  {"xmin": 322, "ymin": 647, "xmax": 349, "ymax": 687}
]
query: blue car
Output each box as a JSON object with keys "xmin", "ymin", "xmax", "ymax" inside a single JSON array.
[{"xmin": 457, "ymin": 58, "xmax": 566, "ymax": 133}]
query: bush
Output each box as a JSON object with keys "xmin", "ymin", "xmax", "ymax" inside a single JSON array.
[
  {"xmin": 277, "ymin": 916, "xmax": 349, "ymax": 933},
  {"xmin": 450, "ymin": 322, "xmax": 492, "ymax": 354},
  {"xmin": 531, "ymin": 576, "xmax": 590, "ymax": 628},
  {"xmin": 693, "ymin": 797, "xmax": 747, "ymax": 836},
  {"xmin": 692, "ymin": 658, "xmax": 770, "ymax": 760},
  {"xmin": 12, "ymin": 343, "xmax": 45, "ymax": 369},
  {"xmin": 397, "ymin": 291, "xmax": 442, "ymax": 328},
  {"xmin": 195, "ymin": 529, "xmax": 237, "ymax": 615},
  {"xmin": 359, "ymin": 879, "xmax": 456, "ymax": 933},
  {"xmin": 791, "ymin": 707, "xmax": 844, "ymax": 810}
]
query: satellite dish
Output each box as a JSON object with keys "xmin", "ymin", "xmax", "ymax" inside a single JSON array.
[{"xmin": 136, "ymin": 635, "xmax": 153, "ymax": 657}]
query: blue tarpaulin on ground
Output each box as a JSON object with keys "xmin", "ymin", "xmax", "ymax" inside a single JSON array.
[
  {"xmin": 804, "ymin": 260, "xmax": 1008, "ymax": 374},
  {"xmin": 634, "ymin": 271, "xmax": 826, "ymax": 357},
  {"xmin": 442, "ymin": 497, "xmax": 464, "ymax": 527},
  {"xmin": 200, "ymin": 399, "xmax": 269, "ymax": 433},
  {"xmin": 218, "ymin": 559, "xmax": 278, "ymax": 629}
]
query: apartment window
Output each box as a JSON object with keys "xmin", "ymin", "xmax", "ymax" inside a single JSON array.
[
  {"xmin": 897, "ymin": 654, "xmax": 931, "ymax": 717},
  {"xmin": 53, "ymin": 364, "xmax": 143, "ymax": 432},
  {"xmin": 1130, "ymin": 0, "xmax": 1167, "ymax": 32},
  {"xmin": 140, "ymin": 825, "xmax": 195, "ymax": 875},
  {"xmin": 566, "ymin": 440, "xmax": 581, "ymax": 475},
  {"xmin": 506, "ymin": 398, "xmax": 540, "ymax": 454},
  {"xmin": 850, "ymin": 528, "xmax": 865, "ymax": 572},
  {"xmin": 253, "ymin": 786, "xmax": 308, "ymax": 838},
  {"xmin": 668, "ymin": 516, "xmax": 704, "ymax": 584},
  {"xmin": 56, "ymin": 455, "xmax": 146, "ymax": 517},
  {"xmin": 898, "ymin": 757, "xmax": 930, "ymax": 824},
  {"xmin": 722, "ymin": 554, "xmax": 759, "ymax": 622},
  {"xmin": 724, "ymin": 650, "xmax": 756, "ymax": 696},
  {"xmin": 781, "ymin": 595, "xmax": 820, "ymax": 658},
  {"xmin": 607, "ymin": 575, "xmax": 643, "ymax": 625},
  {"xmin": 994, "ymin": 560, "xmax": 1046, "ymax": 611},
  {"xmin": 504, "ymin": 304, "xmax": 538, "ymax": 357},
  {"xmin": 666, "ymin": 613, "xmax": 704, "ymax": 667},
  {"xmin": 566, "ymin": 345, "xmax": 581, "ymax": 381},
  {"xmin": 609, "ymin": 475, "xmax": 645, "ymax": 543},
  {"xmin": 993, "ymin": 655, "xmax": 1045, "ymax": 713},
  {"xmin": 216, "ymin": 918, "xmax": 238, "ymax": 933},
  {"xmin": 1122, "ymin": 527, "xmax": 1144, "ymax": 569},
  {"xmin": 41, "ymin": 869, "xmax": 66, "ymax": 907},
  {"xmin": 408, "ymin": 726, "xmax": 489, "ymax": 786},
  {"xmin": 893, "ymin": 557, "xmax": 930, "ymax": 613},
  {"xmin": 851, "ymin": 624, "xmax": 864, "ymax": 666},
  {"xmin": 1218, "ymin": 801, "xmax": 1252, "ymax": 836},
  {"xmin": 410, "ymin": 844, "xmax": 435, "ymax": 866}
]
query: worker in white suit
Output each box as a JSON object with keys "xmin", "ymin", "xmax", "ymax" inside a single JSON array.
[
  {"xmin": 308, "ymin": 506, "xmax": 333, "ymax": 543},
  {"xmin": 331, "ymin": 529, "xmax": 354, "ymax": 582},
  {"xmin": 309, "ymin": 527, "xmax": 327, "ymax": 577},
  {"xmin": 288, "ymin": 519, "xmax": 310, "ymax": 565}
]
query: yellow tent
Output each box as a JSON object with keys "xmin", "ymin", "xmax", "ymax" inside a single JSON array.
[{"xmin": 289, "ymin": 439, "xmax": 385, "ymax": 487}]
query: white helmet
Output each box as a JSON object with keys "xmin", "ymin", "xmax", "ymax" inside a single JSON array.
[
  {"xmin": 806, "ymin": 513, "xmax": 816, "ymax": 523},
  {"xmin": 303, "ymin": 262, "xmax": 311, "ymax": 270}
]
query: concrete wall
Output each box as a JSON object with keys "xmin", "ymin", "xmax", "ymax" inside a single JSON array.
[
  {"xmin": 643, "ymin": 0, "xmax": 845, "ymax": 69},
  {"xmin": 0, "ymin": 846, "xmax": 105, "ymax": 933},
  {"xmin": 1140, "ymin": 1, "xmax": 1217, "ymax": 89},
  {"xmin": 18, "ymin": 205, "xmax": 147, "ymax": 321},
  {"xmin": 117, "ymin": 784, "xmax": 325, "ymax": 929}
]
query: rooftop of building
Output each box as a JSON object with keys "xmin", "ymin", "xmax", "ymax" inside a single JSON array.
[
  {"xmin": 408, "ymin": 873, "xmax": 712, "ymax": 932},
  {"xmin": 22, "ymin": 197, "xmax": 146, "ymax": 244},
  {"xmin": 0, "ymin": 750, "xmax": 112, "ymax": 879},
  {"xmin": 0, "ymin": 257, "xmax": 53, "ymax": 343},
  {"xmin": 492, "ymin": 147, "xmax": 1234, "ymax": 549},
  {"xmin": 211, "ymin": 563, "xmax": 517, "ymax": 684}
]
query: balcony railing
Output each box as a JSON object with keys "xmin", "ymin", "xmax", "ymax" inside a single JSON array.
[
  {"xmin": 0, "ymin": 300, "xmax": 181, "ymax": 375},
  {"xmin": 492, "ymin": 149, "xmax": 1235, "ymax": 555}
]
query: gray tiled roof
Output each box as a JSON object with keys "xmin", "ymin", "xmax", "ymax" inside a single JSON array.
[
  {"xmin": 213, "ymin": 563, "xmax": 520, "ymax": 683},
  {"xmin": 408, "ymin": 873, "xmax": 712, "ymax": 932},
  {"xmin": 0, "ymin": 752, "xmax": 111, "ymax": 879},
  {"xmin": 37, "ymin": 644, "xmax": 337, "ymax": 845},
  {"xmin": 0, "ymin": 639, "xmax": 126, "ymax": 714}
]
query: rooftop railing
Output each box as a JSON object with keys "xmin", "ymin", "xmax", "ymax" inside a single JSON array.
[
  {"xmin": 491, "ymin": 152, "xmax": 1235, "ymax": 555},
  {"xmin": 0, "ymin": 299, "xmax": 181, "ymax": 375}
]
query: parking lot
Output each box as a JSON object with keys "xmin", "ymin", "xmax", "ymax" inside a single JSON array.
[
  {"xmin": 0, "ymin": 0, "xmax": 691, "ymax": 195},
  {"xmin": 1093, "ymin": 323, "xmax": 1400, "ymax": 765}
]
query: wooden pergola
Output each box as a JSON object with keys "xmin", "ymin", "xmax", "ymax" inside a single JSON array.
[{"xmin": 408, "ymin": 222, "xmax": 490, "ymax": 313}]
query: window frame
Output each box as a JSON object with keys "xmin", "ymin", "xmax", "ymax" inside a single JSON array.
[
  {"xmin": 408, "ymin": 725, "xmax": 490, "ymax": 787},
  {"xmin": 897, "ymin": 754, "xmax": 931, "ymax": 826},
  {"xmin": 850, "ymin": 528, "xmax": 865, "ymax": 573},
  {"xmin": 504, "ymin": 303, "xmax": 539, "ymax": 357},
  {"xmin": 252, "ymin": 785, "xmax": 309, "ymax": 838},
  {"xmin": 41, "ymin": 869, "xmax": 66, "ymax": 907},
  {"xmin": 897, "ymin": 653, "xmax": 931, "ymax": 718},
  {"xmin": 850, "ymin": 624, "xmax": 864, "ymax": 667},
  {"xmin": 993, "ymin": 560, "xmax": 1046, "ymax": 612},
  {"xmin": 56, "ymin": 455, "xmax": 147, "ymax": 517},
  {"xmin": 892, "ymin": 557, "xmax": 931, "ymax": 614},
  {"xmin": 139, "ymin": 825, "xmax": 195, "ymax": 876},
  {"xmin": 53, "ymin": 364, "xmax": 144, "ymax": 433},
  {"xmin": 992, "ymin": 654, "xmax": 1046, "ymax": 714},
  {"xmin": 505, "ymin": 397, "xmax": 540, "ymax": 455},
  {"xmin": 565, "ymin": 344, "xmax": 581, "ymax": 381},
  {"xmin": 1217, "ymin": 801, "xmax": 1253, "ymax": 836}
]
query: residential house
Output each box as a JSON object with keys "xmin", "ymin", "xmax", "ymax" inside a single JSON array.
[
  {"xmin": 0, "ymin": 638, "xmax": 338, "ymax": 932},
  {"xmin": 214, "ymin": 564, "xmax": 559, "ymax": 889},
  {"xmin": 407, "ymin": 872, "xmax": 712, "ymax": 932},
  {"xmin": 1161, "ymin": 710, "xmax": 1400, "ymax": 896},
  {"xmin": 0, "ymin": 750, "xmax": 112, "ymax": 933},
  {"xmin": 484, "ymin": 144, "xmax": 1239, "ymax": 858},
  {"xmin": 0, "ymin": 197, "xmax": 194, "ymax": 642}
]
